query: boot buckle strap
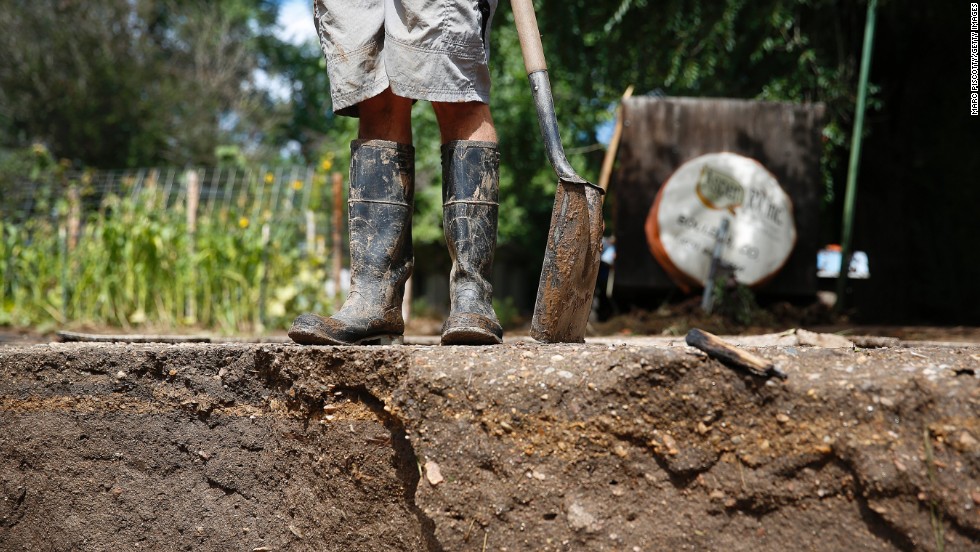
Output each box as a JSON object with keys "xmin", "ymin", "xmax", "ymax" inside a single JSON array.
[
  {"xmin": 444, "ymin": 199, "xmax": 498, "ymax": 207},
  {"xmin": 349, "ymin": 199, "xmax": 410, "ymax": 207}
]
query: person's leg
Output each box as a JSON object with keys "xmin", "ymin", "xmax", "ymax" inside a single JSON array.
[
  {"xmin": 288, "ymin": 89, "xmax": 416, "ymax": 346},
  {"xmin": 359, "ymin": 87, "xmax": 414, "ymax": 144},
  {"xmin": 431, "ymin": 101, "xmax": 497, "ymax": 144},
  {"xmin": 291, "ymin": 1, "xmax": 419, "ymax": 346},
  {"xmin": 435, "ymin": 101, "xmax": 503, "ymax": 345}
]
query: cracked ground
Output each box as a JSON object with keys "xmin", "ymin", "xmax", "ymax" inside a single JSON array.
[{"xmin": 1, "ymin": 339, "xmax": 978, "ymax": 551}]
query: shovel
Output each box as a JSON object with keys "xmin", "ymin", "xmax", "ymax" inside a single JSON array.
[{"xmin": 511, "ymin": 0, "xmax": 605, "ymax": 343}]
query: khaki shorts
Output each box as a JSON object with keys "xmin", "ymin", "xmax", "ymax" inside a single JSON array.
[{"xmin": 314, "ymin": 0, "xmax": 498, "ymax": 117}]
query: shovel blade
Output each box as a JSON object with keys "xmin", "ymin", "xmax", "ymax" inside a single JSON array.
[{"xmin": 530, "ymin": 180, "xmax": 605, "ymax": 343}]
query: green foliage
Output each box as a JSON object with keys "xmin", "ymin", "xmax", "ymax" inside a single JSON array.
[
  {"xmin": 492, "ymin": 296, "xmax": 524, "ymax": 330},
  {"xmin": 259, "ymin": 35, "xmax": 341, "ymax": 163},
  {"xmin": 535, "ymin": 0, "xmax": 878, "ymax": 190},
  {"xmin": 0, "ymin": 171, "xmax": 339, "ymax": 334},
  {"xmin": 0, "ymin": 144, "xmax": 67, "ymax": 231},
  {"xmin": 0, "ymin": 0, "xmax": 288, "ymax": 168},
  {"xmin": 409, "ymin": 298, "xmax": 442, "ymax": 321},
  {"xmin": 710, "ymin": 275, "xmax": 775, "ymax": 327}
]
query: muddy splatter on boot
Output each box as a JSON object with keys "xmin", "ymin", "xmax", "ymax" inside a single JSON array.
[
  {"xmin": 440, "ymin": 141, "xmax": 503, "ymax": 345},
  {"xmin": 289, "ymin": 140, "xmax": 414, "ymax": 345}
]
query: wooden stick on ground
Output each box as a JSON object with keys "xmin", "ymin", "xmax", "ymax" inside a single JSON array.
[
  {"xmin": 685, "ymin": 328, "xmax": 787, "ymax": 379},
  {"xmin": 57, "ymin": 331, "xmax": 211, "ymax": 344}
]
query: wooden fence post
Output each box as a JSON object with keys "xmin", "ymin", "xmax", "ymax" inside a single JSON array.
[
  {"xmin": 59, "ymin": 224, "xmax": 68, "ymax": 323},
  {"xmin": 185, "ymin": 169, "xmax": 200, "ymax": 323},
  {"xmin": 257, "ymin": 223, "xmax": 271, "ymax": 332},
  {"xmin": 305, "ymin": 210, "xmax": 316, "ymax": 258},
  {"xmin": 66, "ymin": 184, "xmax": 81, "ymax": 253}
]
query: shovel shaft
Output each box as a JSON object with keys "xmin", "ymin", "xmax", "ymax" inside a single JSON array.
[
  {"xmin": 511, "ymin": 0, "xmax": 597, "ymax": 189},
  {"xmin": 511, "ymin": 0, "xmax": 547, "ymax": 73},
  {"xmin": 528, "ymin": 71, "xmax": 589, "ymax": 186}
]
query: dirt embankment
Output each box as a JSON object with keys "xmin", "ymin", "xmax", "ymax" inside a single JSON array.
[{"xmin": 0, "ymin": 340, "xmax": 978, "ymax": 551}]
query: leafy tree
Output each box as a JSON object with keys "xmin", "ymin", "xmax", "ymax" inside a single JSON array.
[
  {"xmin": 0, "ymin": 0, "xmax": 288, "ymax": 168},
  {"xmin": 258, "ymin": 31, "xmax": 350, "ymax": 163},
  {"xmin": 525, "ymin": 0, "xmax": 875, "ymax": 197}
]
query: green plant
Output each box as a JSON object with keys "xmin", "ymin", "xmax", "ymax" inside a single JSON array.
[
  {"xmin": 0, "ymin": 169, "xmax": 341, "ymax": 334},
  {"xmin": 711, "ymin": 276, "xmax": 773, "ymax": 327},
  {"xmin": 409, "ymin": 297, "xmax": 442, "ymax": 321},
  {"xmin": 492, "ymin": 296, "xmax": 523, "ymax": 330}
]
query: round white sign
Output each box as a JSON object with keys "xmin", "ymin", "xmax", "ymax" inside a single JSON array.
[{"xmin": 645, "ymin": 153, "xmax": 796, "ymax": 290}]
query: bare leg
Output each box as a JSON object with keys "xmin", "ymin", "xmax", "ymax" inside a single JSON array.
[
  {"xmin": 359, "ymin": 87, "xmax": 414, "ymax": 144},
  {"xmin": 432, "ymin": 101, "xmax": 497, "ymax": 143}
]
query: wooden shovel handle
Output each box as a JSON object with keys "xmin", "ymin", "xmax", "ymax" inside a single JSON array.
[
  {"xmin": 598, "ymin": 85, "xmax": 634, "ymax": 192},
  {"xmin": 511, "ymin": 0, "xmax": 547, "ymax": 73}
]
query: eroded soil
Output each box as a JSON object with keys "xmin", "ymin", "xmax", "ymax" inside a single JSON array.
[{"xmin": 0, "ymin": 338, "xmax": 978, "ymax": 551}]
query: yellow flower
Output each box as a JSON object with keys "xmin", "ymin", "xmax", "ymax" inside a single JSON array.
[
  {"xmin": 264, "ymin": 172, "xmax": 274, "ymax": 184},
  {"xmin": 292, "ymin": 180, "xmax": 303, "ymax": 191},
  {"xmin": 320, "ymin": 158, "xmax": 333, "ymax": 172},
  {"xmin": 238, "ymin": 217, "xmax": 249, "ymax": 229}
]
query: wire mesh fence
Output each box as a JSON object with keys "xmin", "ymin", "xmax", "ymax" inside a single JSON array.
[
  {"xmin": 0, "ymin": 165, "xmax": 349, "ymax": 333},
  {"xmin": 5, "ymin": 165, "xmax": 324, "ymax": 221}
]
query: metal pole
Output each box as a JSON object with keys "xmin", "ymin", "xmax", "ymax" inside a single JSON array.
[
  {"xmin": 835, "ymin": 0, "xmax": 878, "ymax": 313},
  {"xmin": 701, "ymin": 218, "xmax": 731, "ymax": 313}
]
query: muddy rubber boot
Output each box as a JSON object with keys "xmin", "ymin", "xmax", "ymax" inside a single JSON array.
[
  {"xmin": 289, "ymin": 140, "xmax": 414, "ymax": 345},
  {"xmin": 440, "ymin": 140, "xmax": 503, "ymax": 345}
]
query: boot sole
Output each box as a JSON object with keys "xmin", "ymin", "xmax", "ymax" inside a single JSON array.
[
  {"xmin": 440, "ymin": 327, "xmax": 502, "ymax": 346},
  {"xmin": 288, "ymin": 324, "xmax": 403, "ymax": 346}
]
